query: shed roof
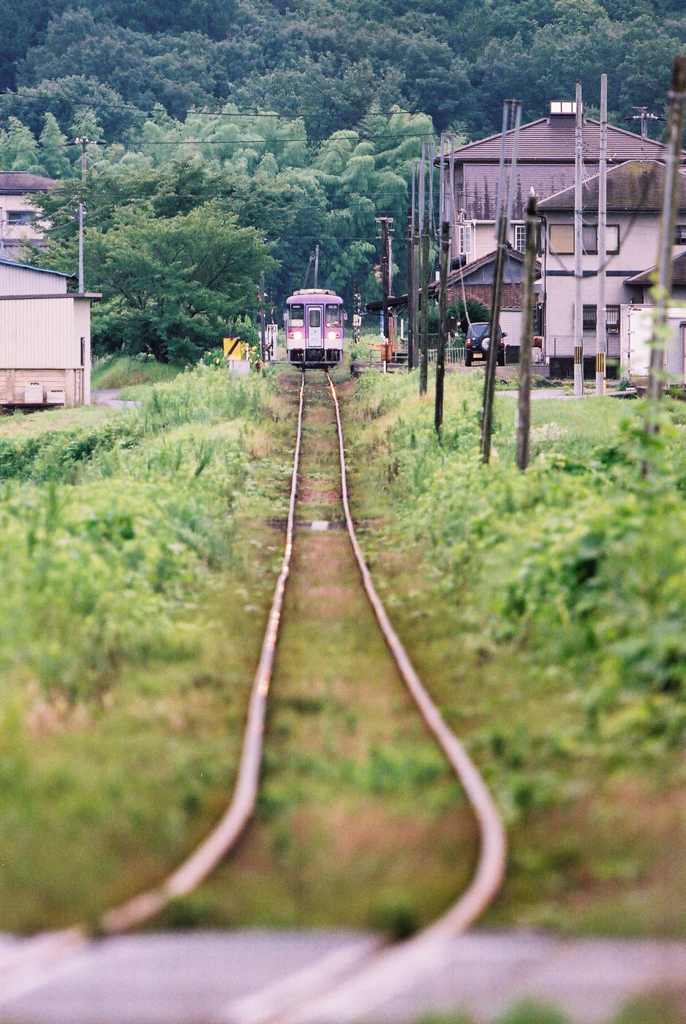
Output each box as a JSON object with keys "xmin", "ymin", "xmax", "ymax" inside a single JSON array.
[
  {"xmin": 0, "ymin": 172, "xmax": 57, "ymax": 194},
  {"xmin": 444, "ymin": 117, "xmax": 672, "ymax": 165},
  {"xmin": 625, "ymin": 250, "xmax": 686, "ymax": 288},
  {"xmin": 0, "ymin": 258, "xmax": 73, "ymax": 278},
  {"xmin": 538, "ymin": 160, "xmax": 686, "ymax": 213}
]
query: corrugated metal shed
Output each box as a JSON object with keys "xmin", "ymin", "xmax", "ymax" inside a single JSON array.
[
  {"xmin": 0, "ymin": 298, "xmax": 77, "ymax": 368},
  {"xmin": 0, "ymin": 259, "xmax": 71, "ymax": 296}
]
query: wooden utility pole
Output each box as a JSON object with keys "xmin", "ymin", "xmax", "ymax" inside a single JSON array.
[
  {"xmin": 596, "ymin": 74, "xmax": 608, "ymax": 396},
  {"xmin": 517, "ymin": 194, "xmax": 538, "ymax": 470},
  {"xmin": 573, "ymin": 81, "xmax": 584, "ymax": 398},
  {"xmin": 643, "ymin": 54, "xmax": 686, "ymax": 463},
  {"xmin": 435, "ymin": 220, "xmax": 450, "ymax": 436}
]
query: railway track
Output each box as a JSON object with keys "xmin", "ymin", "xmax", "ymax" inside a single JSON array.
[{"xmin": 0, "ymin": 369, "xmax": 506, "ymax": 1019}]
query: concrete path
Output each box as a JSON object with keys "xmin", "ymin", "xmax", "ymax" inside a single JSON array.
[
  {"xmin": 91, "ymin": 389, "xmax": 140, "ymax": 409},
  {"xmin": 0, "ymin": 930, "xmax": 684, "ymax": 1024}
]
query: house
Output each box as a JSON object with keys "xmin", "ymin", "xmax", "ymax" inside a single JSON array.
[
  {"xmin": 538, "ymin": 160, "xmax": 686, "ymax": 376},
  {"xmin": 444, "ymin": 248, "xmax": 542, "ymax": 352},
  {"xmin": 0, "ymin": 172, "xmax": 56, "ymax": 259},
  {"xmin": 0, "ymin": 259, "xmax": 98, "ymax": 406},
  {"xmin": 440, "ymin": 104, "xmax": 683, "ymax": 376},
  {"xmin": 442, "ymin": 104, "xmax": 670, "ymax": 268}
]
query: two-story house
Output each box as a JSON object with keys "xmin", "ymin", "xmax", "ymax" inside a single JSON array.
[
  {"xmin": 0, "ymin": 172, "xmax": 56, "ymax": 258},
  {"xmin": 441, "ymin": 104, "xmax": 678, "ymax": 372},
  {"xmin": 538, "ymin": 160, "xmax": 686, "ymax": 376}
]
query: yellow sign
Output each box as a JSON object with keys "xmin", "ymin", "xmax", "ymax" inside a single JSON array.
[{"xmin": 223, "ymin": 337, "xmax": 245, "ymax": 360}]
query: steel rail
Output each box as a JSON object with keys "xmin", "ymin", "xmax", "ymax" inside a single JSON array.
[
  {"xmin": 0, "ymin": 373, "xmax": 308, "ymax": 1002},
  {"xmin": 284, "ymin": 375, "xmax": 508, "ymax": 1021},
  {"xmin": 102, "ymin": 371, "xmax": 307, "ymax": 933}
]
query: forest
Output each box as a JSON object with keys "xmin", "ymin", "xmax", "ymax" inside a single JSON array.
[{"xmin": 1, "ymin": 0, "xmax": 686, "ymax": 359}]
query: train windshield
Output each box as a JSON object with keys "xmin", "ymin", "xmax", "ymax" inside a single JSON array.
[
  {"xmin": 289, "ymin": 304, "xmax": 305, "ymax": 327},
  {"xmin": 325, "ymin": 303, "xmax": 342, "ymax": 326}
]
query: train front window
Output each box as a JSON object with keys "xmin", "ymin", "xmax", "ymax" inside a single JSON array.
[
  {"xmin": 309, "ymin": 308, "xmax": 321, "ymax": 328},
  {"xmin": 289, "ymin": 304, "xmax": 305, "ymax": 327},
  {"xmin": 325, "ymin": 304, "xmax": 342, "ymax": 327}
]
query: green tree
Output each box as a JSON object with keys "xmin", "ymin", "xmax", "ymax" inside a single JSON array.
[
  {"xmin": 85, "ymin": 202, "xmax": 276, "ymax": 362},
  {"xmin": 0, "ymin": 117, "xmax": 42, "ymax": 172},
  {"xmin": 38, "ymin": 112, "xmax": 73, "ymax": 178}
]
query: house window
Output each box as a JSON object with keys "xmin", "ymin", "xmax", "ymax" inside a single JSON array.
[
  {"xmin": 549, "ymin": 223, "xmax": 574, "ymax": 254},
  {"xmin": 675, "ymin": 225, "xmax": 686, "ymax": 244},
  {"xmin": 583, "ymin": 305, "xmax": 597, "ymax": 331},
  {"xmin": 457, "ymin": 223, "xmax": 472, "ymax": 255},
  {"xmin": 513, "ymin": 224, "xmax": 526, "ymax": 252},
  {"xmin": 6, "ymin": 210, "xmax": 34, "ymax": 225},
  {"xmin": 606, "ymin": 305, "xmax": 620, "ymax": 334},
  {"xmin": 582, "ymin": 223, "xmax": 620, "ymax": 255}
]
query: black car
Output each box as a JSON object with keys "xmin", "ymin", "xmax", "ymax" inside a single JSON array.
[{"xmin": 464, "ymin": 322, "xmax": 505, "ymax": 367}]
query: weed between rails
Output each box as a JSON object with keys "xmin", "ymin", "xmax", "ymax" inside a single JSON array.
[{"xmin": 344, "ymin": 370, "xmax": 686, "ymax": 936}]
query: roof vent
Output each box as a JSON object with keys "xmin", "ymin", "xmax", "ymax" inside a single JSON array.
[{"xmin": 550, "ymin": 101, "xmax": 577, "ymax": 116}]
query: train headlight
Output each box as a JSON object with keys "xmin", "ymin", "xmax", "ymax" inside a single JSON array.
[
  {"xmin": 294, "ymin": 330, "xmax": 303, "ymax": 340},
  {"xmin": 327, "ymin": 331, "xmax": 339, "ymax": 340}
]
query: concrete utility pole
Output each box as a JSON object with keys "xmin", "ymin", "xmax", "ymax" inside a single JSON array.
[
  {"xmin": 517, "ymin": 194, "xmax": 538, "ymax": 470},
  {"xmin": 573, "ymin": 82, "xmax": 584, "ymax": 398},
  {"xmin": 419, "ymin": 144, "xmax": 430, "ymax": 394},
  {"xmin": 596, "ymin": 74, "xmax": 608, "ymax": 396},
  {"xmin": 313, "ymin": 243, "xmax": 319, "ymax": 289},
  {"xmin": 481, "ymin": 100, "xmax": 522, "ymax": 464},
  {"xmin": 376, "ymin": 216, "xmax": 394, "ymax": 358},
  {"xmin": 407, "ymin": 205, "xmax": 414, "ymax": 370},
  {"xmin": 260, "ymin": 269, "xmax": 267, "ymax": 362},
  {"xmin": 643, "ymin": 54, "xmax": 686, "ymax": 466},
  {"xmin": 75, "ymin": 136, "xmax": 90, "ymax": 294},
  {"xmin": 412, "ymin": 159, "xmax": 420, "ymax": 372},
  {"xmin": 435, "ymin": 220, "xmax": 450, "ymax": 436}
]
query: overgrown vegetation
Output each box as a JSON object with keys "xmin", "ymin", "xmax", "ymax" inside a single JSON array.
[
  {"xmin": 0, "ymin": 364, "xmax": 288, "ymax": 931},
  {"xmin": 345, "ymin": 370, "xmax": 686, "ymax": 936}
]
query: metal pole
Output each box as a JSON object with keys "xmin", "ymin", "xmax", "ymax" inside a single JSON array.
[
  {"xmin": 435, "ymin": 220, "xmax": 450, "ymax": 436},
  {"xmin": 596, "ymin": 74, "xmax": 608, "ymax": 396},
  {"xmin": 439, "ymin": 133, "xmax": 445, "ymax": 225},
  {"xmin": 313, "ymin": 243, "xmax": 319, "ymax": 289},
  {"xmin": 517, "ymin": 195, "xmax": 538, "ymax": 470},
  {"xmin": 644, "ymin": 55, "xmax": 686, "ymax": 461},
  {"xmin": 574, "ymin": 81, "xmax": 584, "ymax": 397}
]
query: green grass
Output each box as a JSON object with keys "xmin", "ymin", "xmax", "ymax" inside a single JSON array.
[
  {"xmin": 91, "ymin": 355, "xmax": 185, "ymax": 390},
  {"xmin": 341, "ymin": 368, "xmax": 686, "ymax": 937},
  {"xmin": 0, "ymin": 364, "xmax": 285, "ymax": 932}
]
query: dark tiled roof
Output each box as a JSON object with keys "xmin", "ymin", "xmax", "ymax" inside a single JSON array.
[
  {"xmin": 445, "ymin": 117, "xmax": 670, "ymax": 165},
  {"xmin": 0, "ymin": 172, "xmax": 57, "ymax": 193},
  {"xmin": 625, "ymin": 250, "xmax": 686, "ymax": 288},
  {"xmin": 538, "ymin": 160, "xmax": 686, "ymax": 212},
  {"xmin": 447, "ymin": 247, "xmax": 541, "ymax": 283}
]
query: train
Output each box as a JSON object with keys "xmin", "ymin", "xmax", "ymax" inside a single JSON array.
[{"xmin": 285, "ymin": 288, "xmax": 345, "ymax": 369}]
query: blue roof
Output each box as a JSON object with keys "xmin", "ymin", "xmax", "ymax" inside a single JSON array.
[{"xmin": 0, "ymin": 258, "xmax": 73, "ymax": 278}]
